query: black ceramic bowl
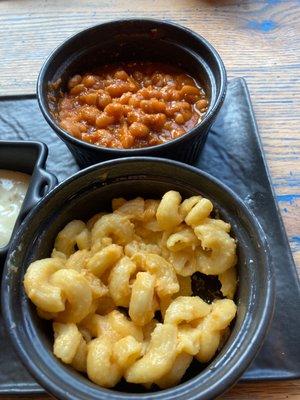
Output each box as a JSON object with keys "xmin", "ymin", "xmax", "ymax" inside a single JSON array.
[
  {"xmin": 37, "ymin": 19, "xmax": 227, "ymax": 167},
  {"xmin": 2, "ymin": 158, "xmax": 274, "ymax": 400},
  {"xmin": 0, "ymin": 141, "xmax": 57, "ymax": 267}
]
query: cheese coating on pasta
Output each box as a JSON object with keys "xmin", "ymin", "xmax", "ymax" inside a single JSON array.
[{"xmin": 23, "ymin": 191, "xmax": 237, "ymax": 389}]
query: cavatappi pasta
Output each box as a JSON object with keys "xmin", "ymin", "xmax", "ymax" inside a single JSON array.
[{"xmin": 23, "ymin": 191, "xmax": 238, "ymax": 389}]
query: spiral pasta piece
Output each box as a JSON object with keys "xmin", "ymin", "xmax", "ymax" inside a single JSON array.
[
  {"xmin": 194, "ymin": 219, "xmax": 237, "ymax": 275},
  {"xmin": 50, "ymin": 269, "xmax": 93, "ymax": 323},
  {"xmin": 108, "ymin": 256, "xmax": 136, "ymax": 307},
  {"xmin": 196, "ymin": 299, "xmax": 237, "ymax": 363},
  {"xmin": 132, "ymin": 252, "xmax": 179, "ymax": 298},
  {"xmin": 87, "ymin": 336, "xmax": 122, "ymax": 387},
  {"xmin": 125, "ymin": 323, "xmax": 178, "ymax": 383},
  {"xmin": 156, "ymin": 191, "xmax": 183, "ymax": 230},
  {"xmin": 164, "ymin": 296, "xmax": 211, "ymax": 325},
  {"xmin": 129, "ymin": 272, "xmax": 156, "ymax": 326},
  {"xmin": 24, "ymin": 258, "xmax": 65, "ymax": 313},
  {"xmin": 54, "ymin": 220, "xmax": 86, "ymax": 257},
  {"xmin": 92, "ymin": 214, "xmax": 134, "ymax": 245}
]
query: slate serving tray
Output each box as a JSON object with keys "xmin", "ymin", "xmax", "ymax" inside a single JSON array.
[{"xmin": 0, "ymin": 78, "xmax": 299, "ymax": 396}]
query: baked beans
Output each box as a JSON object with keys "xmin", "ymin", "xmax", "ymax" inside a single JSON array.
[{"xmin": 56, "ymin": 62, "xmax": 209, "ymax": 149}]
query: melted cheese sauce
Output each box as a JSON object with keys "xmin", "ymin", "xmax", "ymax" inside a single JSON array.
[{"xmin": 0, "ymin": 170, "xmax": 30, "ymax": 248}]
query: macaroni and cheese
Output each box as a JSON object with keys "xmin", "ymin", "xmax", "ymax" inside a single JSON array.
[{"xmin": 24, "ymin": 191, "xmax": 237, "ymax": 389}]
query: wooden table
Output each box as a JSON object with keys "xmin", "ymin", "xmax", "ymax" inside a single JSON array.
[{"xmin": 0, "ymin": 0, "xmax": 299, "ymax": 398}]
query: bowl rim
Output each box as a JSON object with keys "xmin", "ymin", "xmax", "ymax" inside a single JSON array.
[
  {"xmin": 37, "ymin": 18, "xmax": 227, "ymax": 154},
  {"xmin": 1, "ymin": 157, "xmax": 274, "ymax": 400}
]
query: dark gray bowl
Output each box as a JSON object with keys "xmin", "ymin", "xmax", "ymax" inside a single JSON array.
[
  {"xmin": 37, "ymin": 19, "xmax": 227, "ymax": 167},
  {"xmin": 1, "ymin": 158, "xmax": 274, "ymax": 400},
  {"xmin": 0, "ymin": 141, "xmax": 57, "ymax": 267}
]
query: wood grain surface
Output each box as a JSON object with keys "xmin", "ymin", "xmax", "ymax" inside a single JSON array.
[{"xmin": 0, "ymin": 0, "xmax": 299, "ymax": 399}]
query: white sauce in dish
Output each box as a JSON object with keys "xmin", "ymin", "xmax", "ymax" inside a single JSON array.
[{"xmin": 0, "ymin": 170, "xmax": 30, "ymax": 248}]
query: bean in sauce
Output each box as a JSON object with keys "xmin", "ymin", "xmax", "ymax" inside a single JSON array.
[{"xmin": 56, "ymin": 62, "xmax": 209, "ymax": 149}]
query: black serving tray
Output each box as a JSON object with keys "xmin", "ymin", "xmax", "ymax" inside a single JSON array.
[{"xmin": 0, "ymin": 78, "xmax": 299, "ymax": 395}]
